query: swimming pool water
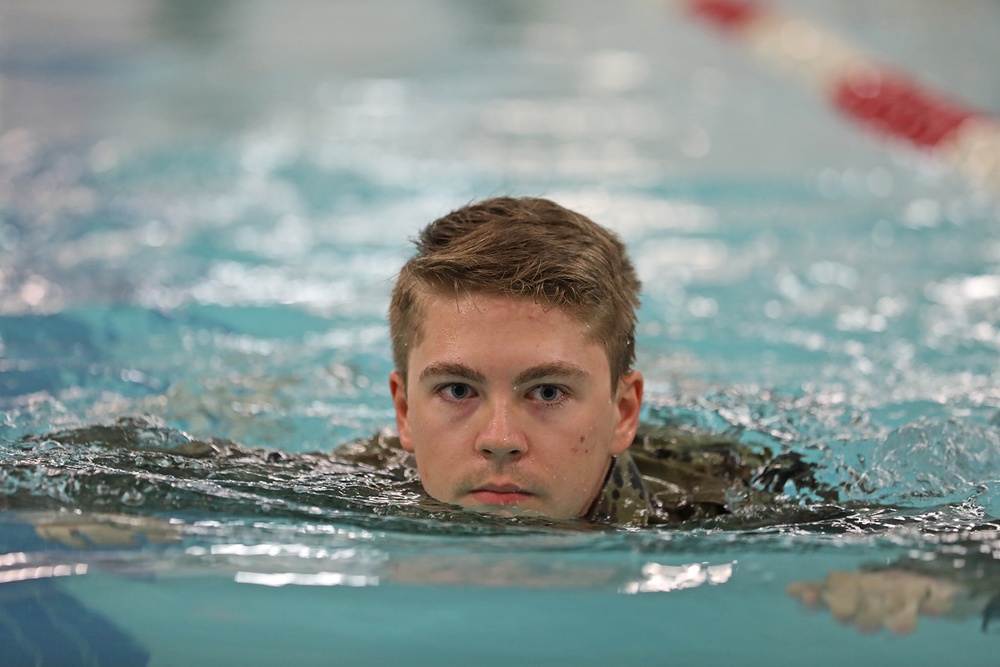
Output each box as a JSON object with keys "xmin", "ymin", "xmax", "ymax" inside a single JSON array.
[{"xmin": 2, "ymin": 0, "xmax": 1000, "ymax": 664}]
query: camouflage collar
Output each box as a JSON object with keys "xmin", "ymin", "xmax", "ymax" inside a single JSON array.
[
  {"xmin": 585, "ymin": 451, "xmax": 651, "ymax": 528},
  {"xmin": 342, "ymin": 433, "xmax": 652, "ymax": 527}
]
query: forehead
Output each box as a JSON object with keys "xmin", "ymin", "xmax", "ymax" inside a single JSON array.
[
  {"xmin": 417, "ymin": 290, "xmax": 587, "ymax": 335},
  {"xmin": 408, "ymin": 291, "xmax": 608, "ymax": 372}
]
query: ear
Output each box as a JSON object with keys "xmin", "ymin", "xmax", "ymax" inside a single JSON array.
[
  {"xmin": 389, "ymin": 370, "xmax": 414, "ymax": 452},
  {"xmin": 610, "ymin": 371, "xmax": 643, "ymax": 455}
]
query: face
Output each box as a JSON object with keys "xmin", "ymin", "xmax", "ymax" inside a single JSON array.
[{"xmin": 389, "ymin": 293, "xmax": 643, "ymax": 520}]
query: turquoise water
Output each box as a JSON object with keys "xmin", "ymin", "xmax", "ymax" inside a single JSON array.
[{"xmin": 3, "ymin": 0, "xmax": 1000, "ymax": 664}]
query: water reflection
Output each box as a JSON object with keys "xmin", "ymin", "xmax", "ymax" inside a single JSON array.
[
  {"xmin": 621, "ymin": 560, "xmax": 735, "ymax": 593},
  {"xmin": 790, "ymin": 528, "xmax": 1000, "ymax": 634},
  {"xmin": 8, "ymin": 505, "xmax": 1000, "ymax": 639}
]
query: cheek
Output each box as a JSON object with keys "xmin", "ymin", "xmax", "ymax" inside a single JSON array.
[{"xmin": 568, "ymin": 415, "xmax": 616, "ymax": 457}]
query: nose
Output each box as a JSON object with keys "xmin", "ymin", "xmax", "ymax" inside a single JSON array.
[{"xmin": 475, "ymin": 398, "xmax": 527, "ymax": 461}]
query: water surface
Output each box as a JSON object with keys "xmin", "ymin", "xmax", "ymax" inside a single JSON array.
[{"xmin": 2, "ymin": 0, "xmax": 1000, "ymax": 664}]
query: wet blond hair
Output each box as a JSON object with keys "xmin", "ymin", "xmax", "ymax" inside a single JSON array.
[{"xmin": 389, "ymin": 197, "xmax": 641, "ymax": 386}]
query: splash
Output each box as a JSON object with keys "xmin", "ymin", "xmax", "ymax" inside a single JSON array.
[{"xmin": 854, "ymin": 417, "xmax": 1000, "ymax": 510}]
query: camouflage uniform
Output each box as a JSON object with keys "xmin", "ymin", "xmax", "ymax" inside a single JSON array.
[
  {"xmin": 20, "ymin": 416, "xmax": 834, "ymax": 528},
  {"xmin": 338, "ymin": 424, "xmax": 837, "ymax": 528}
]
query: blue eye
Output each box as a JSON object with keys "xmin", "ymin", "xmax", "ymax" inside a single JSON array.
[
  {"xmin": 441, "ymin": 383, "xmax": 475, "ymax": 400},
  {"xmin": 530, "ymin": 385, "xmax": 565, "ymax": 403}
]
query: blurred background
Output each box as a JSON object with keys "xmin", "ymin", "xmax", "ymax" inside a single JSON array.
[{"xmin": 1, "ymin": 0, "xmax": 999, "ymax": 466}]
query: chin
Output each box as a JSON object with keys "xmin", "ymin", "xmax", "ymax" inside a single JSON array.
[{"xmin": 464, "ymin": 503, "xmax": 552, "ymax": 519}]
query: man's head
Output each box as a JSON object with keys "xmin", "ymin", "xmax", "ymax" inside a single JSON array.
[
  {"xmin": 389, "ymin": 197, "xmax": 641, "ymax": 386},
  {"xmin": 387, "ymin": 197, "xmax": 644, "ymax": 519}
]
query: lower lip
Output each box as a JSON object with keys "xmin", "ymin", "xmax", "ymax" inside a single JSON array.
[{"xmin": 470, "ymin": 490, "xmax": 533, "ymax": 506}]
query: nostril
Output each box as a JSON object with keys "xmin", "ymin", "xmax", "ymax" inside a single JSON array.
[
  {"xmin": 476, "ymin": 404, "xmax": 526, "ymax": 456},
  {"xmin": 478, "ymin": 441, "xmax": 526, "ymax": 458}
]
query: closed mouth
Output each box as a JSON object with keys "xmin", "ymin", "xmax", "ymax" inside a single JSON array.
[{"xmin": 468, "ymin": 484, "xmax": 534, "ymax": 505}]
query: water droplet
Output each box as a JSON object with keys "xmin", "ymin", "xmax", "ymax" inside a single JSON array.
[
  {"xmin": 724, "ymin": 487, "xmax": 747, "ymax": 511},
  {"xmin": 121, "ymin": 489, "xmax": 145, "ymax": 507}
]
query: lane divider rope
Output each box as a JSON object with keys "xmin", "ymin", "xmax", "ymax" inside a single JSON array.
[{"xmin": 671, "ymin": 0, "xmax": 1000, "ymax": 192}]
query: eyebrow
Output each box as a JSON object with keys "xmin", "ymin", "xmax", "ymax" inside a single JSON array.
[
  {"xmin": 418, "ymin": 361, "xmax": 589, "ymax": 386},
  {"xmin": 418, "ymin": 362, "xmax": 487, "ymax": 384},
  {"xmin": 513, "ymin": 362, "xmax": 589, "ymax": 386}
]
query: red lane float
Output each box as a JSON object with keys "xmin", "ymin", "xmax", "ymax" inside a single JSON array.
[
  {"xmin": 688, "ymin": 0, "xmax": 761, "ymax": 31},
  {"xmin": 674, "ymin": 0, "xmax": 1000, "ymax": 191},
  {"xmin": 834, "ymin": 69, "xmax": 977, "ymax": 150}
]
